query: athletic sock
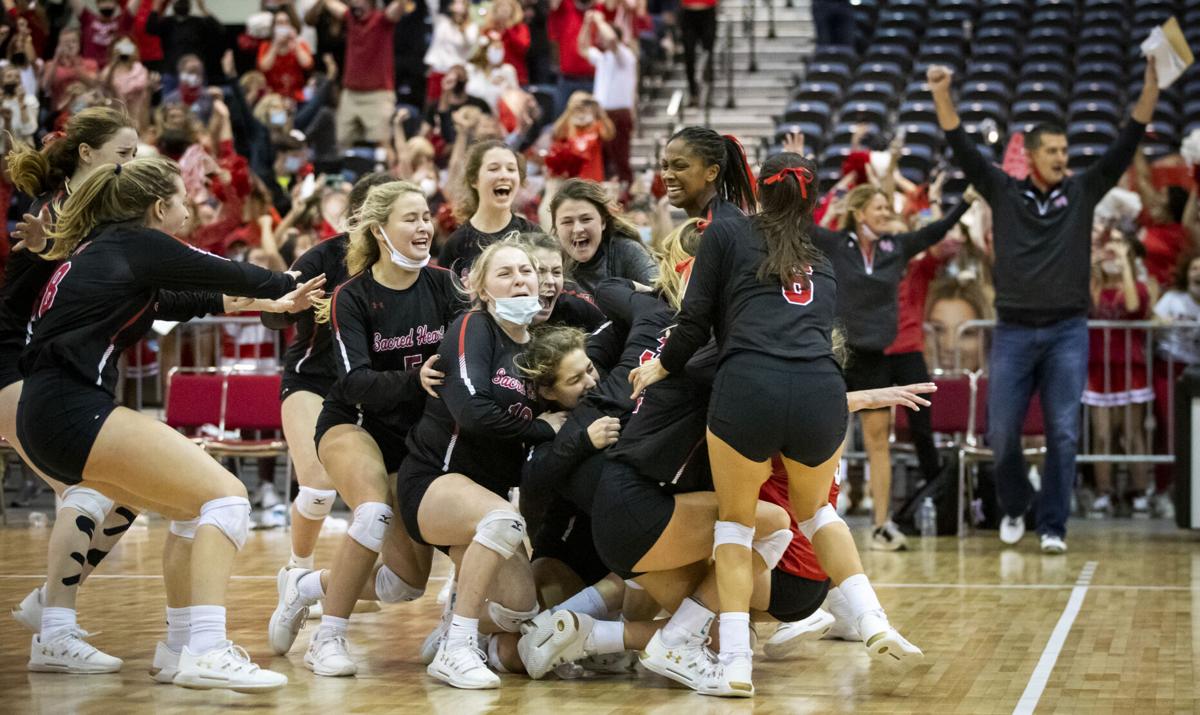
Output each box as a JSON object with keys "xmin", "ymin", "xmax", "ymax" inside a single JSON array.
[
  {"xmin": 297, "ymin": 570, "xmax": 326, "ymax": 605},
  {"xmin": 447, "ymin": 614, "xmax": 479, "ymax": 648},
  {"xmin": 289, "ymin": 550, "xmax": 315, "ymax": 570},
  {"xmin": 486, "ymin": 635, "xmax": 508, "ymax": 672},
  {"xmin": 40, "ymin": 607, "xmax": 77, "ymax": 641},
  {"xmin": 583, "ymin": 619, "xmax": 625, "ymax": 655},
  {"xmin": 166, "ymin": 606, "xmax": 191, "ymax": 651},
  {"xmin": 317, "ymin": 615, "xmax": 349, "ymax": 641},
  {"xmin": 551, "ymin": 586, "xmax": 608, "ymax": 619},
  {"xmin": 718, "ymin": 612, "xmax": 751, "ymax": 662},
  {"xmin": 838, "ymin": 574, "xmax": 888, "ymax": 639},
  {"xmin": 661, "ymin": 597, "xmax": 714, "ymax": 647},
  {"xmin": 187, "ymin": 605, "xmax": 227, "ymax": 654}
]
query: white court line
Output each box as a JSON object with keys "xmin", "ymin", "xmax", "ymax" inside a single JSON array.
[
  {"xmin": 0, "ymin": 574, "xmax": 450, "ymax": 582},
  {"xmin": 1012, "ymin": 560, "xmax": 1098, "ymax": 715}
]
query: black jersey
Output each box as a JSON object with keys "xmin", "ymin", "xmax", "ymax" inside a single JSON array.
[
  {"xmin": 546, "ymin": 290, "xmax": 606, "ymax": 332},
  {"xmin": 263, "ymin": 234, "xmax": 350, "ymax": 386},
  {"xmin": 327, "ymin": 265, "xmax": 463, "ymax": 434},
  {"xmin": 701, "ymin": 196, "xmax": 746, "ymax": 225},
  {"xmin": 569, "ymin": 235, "xmax": 658, "ymax": 295},
  {"xmin": 440, "ymin": 214, "xmax": 536, "ymax": 281},
  {"xmin": 658, "ymin": 216, "xmax": 838, "ymax": 375},
  {"xmin": 21, "ymin": 223, "xmax": 295, "ymax": 393},
  {"xmin": 0, "ymin": 191, "xmax": 63, "ymax": 378},
  {"xmin": 589, "ymin": 279, "xmax": 674, "ymax": 407},
  {"xmin": 404, "ymin": 309, "xmax": 556, "ymax": 495}
]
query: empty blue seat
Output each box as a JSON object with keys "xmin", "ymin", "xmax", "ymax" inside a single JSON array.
[
  {"xmin": 976, "ymin": 26, "xmax": 1021, "ymax": 45},
  {"xmin": 902, "ymin": 80, "xmax": 932, "ymax": 100},
  {"xmin": 965, "ymin": 62, "xmax": 1016, "ymax": 86},
  {"xmin": 1016, "ymin": 80, "xmax": 1066, "ymax": 103},
  {"xmin": 1024, "ymin": 43, "xmax": 1070, "ymax": 65},
  {"xmin": 1068, "ymin": 99, "xmax": 1120, "ymax": 123},
  {"xmin": 971, "ymin": 42, "xmax": 1019, "ymax": 66},
  {"xmin": 1012, "ymin": 100, "xmax": 1064, "ymax": 125},
  {"xmin": 897, "ymin": 144, "xmax": 935, "ymax": 181},
  {"xmin": 863, "ymin": 43, "xmax": 912, "ymax": 67},
  {"xmin": 807, "ymin": 62, "xmax": 852, "ymax": 87},
  {"xmin": 856, "ymin": 62, "xmax": 906, "ymax": 90},
  {"xmin": 875, "ymin": 27, "xmax": 919, "ymax": 49},
  {"xmin": 896, "ymin": 120, "xmax": 942, "ymax": 148},
  {"xmin": 810, "ymin": 46, "xmax": 857, "ymax": 67},
  {"xmin": 782, "ymin": 100, "xmax": 832, "ymax": 126},
  {"xmin": 1029, "ymin": 26, "xmax": 1073, "ymax": 47},
  {"xmin": 830, "ymin": 121, "xmax": 882, "ymax": 146},
  {"xmin": 1071, "ymin": 81, "xmax": 1121, "ymax": 103},
  {"xmin": 1020, "ymin": 62, "xmax": 1071, "ymax": 85},
  {"xmin": 792, "ymin": 81, "xmax": 843, "ymax": 106},
  {"xmin": 1032, "ymin": 8, "xmax": 1074, "ymax": 27},
  {"xmin": 899, "ymin": 99, "xmax": 938, "ymax": 123},
  {"xmin": 962, "ymin": 80, "xmax": 1011, "ymax": 104},
  {"xmin": 1067, "ymin": 120, "xmax": 1118, "ymax": 145},
  {"xmin": 819, "ymin": 144, "xmax": 855, "ymax": 174},
  {"xmin": 1067, "ymin": 143, "xmax": 1107, "ymax": 170},
  {"xmin": 960, "ymin": 100, "xmax": 1008, "ymax": 124},
  {"xmin": 1077, "ymin": 44, "xmax": 1123, "ymax": 67},
  {"xmin": 846, "ymin": 81, "xmax": 896, "ymax": 105},
  {"xmin": 774, "ymin": 122, "xmax": 825, "ymax": 153}
]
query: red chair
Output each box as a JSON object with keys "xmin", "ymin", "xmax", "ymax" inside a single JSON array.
[
  {"xmin": 892, "ymin": 369, "xmax": 973, "ymax": 450},
  {"xmin": 164, "ymin": 368, "xmax": 225, "ymax": 444},
  {"xmin": 206, "ymin": 371, "xmax": 287, "ymax": 459}
]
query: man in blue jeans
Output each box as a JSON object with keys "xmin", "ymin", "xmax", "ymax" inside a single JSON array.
[{"xmin": 928, "ymin": 59, "xmax": 1161, "ymax": 553}]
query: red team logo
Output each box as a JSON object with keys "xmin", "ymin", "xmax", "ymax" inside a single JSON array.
[{"xmin": 782, "ymin": 265, "xmax": 814, "ymax": 306}]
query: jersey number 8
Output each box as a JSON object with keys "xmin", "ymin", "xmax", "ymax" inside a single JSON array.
[{"xmin": 36, "ymin": 262, "xmax": 72, "ymax": 319}]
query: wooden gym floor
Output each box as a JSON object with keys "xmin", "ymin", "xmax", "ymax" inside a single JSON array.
[{"xmin": 0, "ymin": 517, "xmax": 1197, "ymax": 714}]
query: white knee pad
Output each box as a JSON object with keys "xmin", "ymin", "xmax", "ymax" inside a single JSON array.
[
  {"xmin": 712, "ymin": 520, "xmax": 755, "ymax": 557},
  {"xmin": 348, "ymin": 502, "xmax": 393, "ymax": 553},
  {"xmin": 752, "ymin": 528, "xmax": 794, "ymax": 571},
  {"xmin": 60, "ymin": 486, "xmax": 114, "ymax": 528},
  {"xmin": 487, "ymin": 601, "xmax": 539, "ymax": 632},
  {"xmin": 198, "ymin": 496, "xmax": 251, "ymax": 550},
  {"xmin": 294, "ymin": 487, "xmax": 338, "ymax": 521},
  {"xmin": 473, "ymin": 510, "xmax": 526, "ymax": 559},
  {"xmin": 374, "ymin": 565, "xmax": 425, "ymax": 603},
  {"xmin": 797, "ymin": 504, "xmax": 844, "ymax": 542},
  {"xmin": 169, "ymin": 518, "xmax": 200, "ymax": 540}
]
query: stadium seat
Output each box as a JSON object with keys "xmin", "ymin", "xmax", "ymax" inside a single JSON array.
[
  {"xmin": 899, "ymin": 99, "xmax": 938, "ymax": 123},
  {"xmin": 897, "ymin": 145, "xmax": 935, "ymax": 181},
  {"xmin": 839, "ymin": 100, "xmax": 889, "ymax": 126},
  {"xmin": 1077, "ymin": 44, "xmax": 1123, "ymax": 68},
  {"xmin": 902, "ymin": 80, "xmax": 932, "ymax": 101},
  {"xmin": 895, "ymin": 121, "xmax": 942, "ymax": 149},
  {"xmin": 1070, "ymin": 81, "xmax": 1121, "ymax": 104},
  {"xmin": 970, "ymin": 43, "xmax": 1019, "ymax": 67},
  {"xmin": 1020, "ymin": 62, "xmax": 1071, "ymax": 86},
  {"xmin": 1066, "ymin": 120, "xmax": 1119, "ymax": 145},
  {"xmin": 1029, "ymin": 26, "xmax": 1073, "ymax": 48},
  {"xmin": 965, "ymin": 62, "xmax": 1017, "ymax": 86},
  {"xmin": 856, "ymin": 62, "xmax": 906, "ymax": 90},
  {"xmin": 1067, "ymin": 143, "xmax": 1107, "ymax": 170},
  {"xmin": 829, "ymin": 121, "xmax": 882, "ymax": 146},
  {"xmin": 1016, "ymin": 80, "xmax": 1067, "ymax": 104},
  {"xmin": 962, "ymin": 81, "xmax": 1011, "ymax": 105},
  {"xmin": 774, "ymin": 122, "xmax": 825, "ymax": 153},
  {"xmin": 845, "ymin": 81, "xmax": 896, "ymax": 105},
  {"xmin": 791, "ymin": 80, "xmax": 842, "ymax": 106},
  {"xmin": 960, "ymin": 100, "xmax": 1007, "ymax": 125},
  {"xmin": 806, "ymin": 62, "xmax": 852, "ymax": 87},
  {"xmin": 206, "ymin": 372, "xmax": 288, "ymax": 459},
  {"xmin": 1012, "ymin": 100, "xmax": 1064, "ymax": 125},
  {"xmin": 782, "ymin": 99, "xmax": 832, "ymax": 126},
  {"xmin": 810, "ymin": 45, "xmax": 858, "ymax": 68},
  {"xmin": 1024, "ymin": 43, "xmax": 1070, "ymax": 66},
  {"xmin": 165, "ymin": 369, "xmax": 225, "ymax": 443},
  {"xmin": 1068, "ymin": 98, "xmax": 1119, "ymax": 123},
  {"xmin": 863, "ymin": 43, "xmax": 912, "ymax": 67}
]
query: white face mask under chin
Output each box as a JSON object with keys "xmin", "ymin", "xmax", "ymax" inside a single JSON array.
[
  {"xmin": 379, "ymin": 227, "xmax": 429, "ymax": 270},
  {"xmin": 1101, "ymin": 259, "xmax": 1123, "ymax": 277},
  {"xmin": 492, "ymin": 295, "xmax": 541, "ymax": 326}
]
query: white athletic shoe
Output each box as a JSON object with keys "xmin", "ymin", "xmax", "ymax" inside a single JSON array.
[
  {"xmin": 12, "ymin": 586, "xmax": 44, "ymax": 633},
  {"xmin": 427, "ymin": 638, "xmax": 500, "ymax": 689},
  {"xmin": 28, "ymin": 629, "xmax": 122, "ymax": 674},
  {"xmin": 268, "ymin": 567, "xmax": 312, "ymax": 655},
  {"xmin": 862, "ymin": 625, "xmax": 924, "ymax": 672},
  {"xmin": 304, "ymin": 631, "xmax": 358, "ymax": 677},
  {"xmin": 762, "ymin": 608, "xmax": 836, "ymax": 660},
  {"xmin": 870, "ymin": 521, "xmax": 908, "ymax": 551},
  {"xmin": 999, "ymin": 516, "xmax": 1026, "ymax": 545},
  {"xmin": 306, "ymin": 601, "xmax": 323, "ymax": 620},
  {"xmin": 638, "ymin": 629, "xmax": 716, "ymax": 691},
  {"xmin": 174, "ymin": 641, "xmax": 287, "ymax": 692},
  {"xmin": 698, "ymin": 653, "xmax": 754, "ymax": 698},
  {"xmin": 149, "ymin": 641, "xmax": 181, "ymax": 684},
  {"xmin": 518, "ymin": 610, "xmax": 592, "ymax": 679},
  {"xmin": 1039, "ymin": 534, "xmax": 1067, "ymax": 554},
  {"xmin": 420, "ymin": 620, "xmax": 449, "ymax": 665}
]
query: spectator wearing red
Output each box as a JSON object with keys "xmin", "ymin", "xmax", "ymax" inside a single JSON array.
[
  {"xmin": 101, "ymin": 36, "xmax": 153, "ymax": 130},
  {"xmin": 485, "ymin": 0, "xmax": 530, "ymax": 85},
  {"xmin": 74, "ymin": 0, "xmax": 133, "ymax": 67},
  {"xmin": 547, "ymin": 0, "xmax": 594, "ymax": 114},
  {"xmin": 579, "ymin": 10, "xmax": 635, "ymax": 185},
  {"xmin": 551, "ymin": 91, "xmax": 613, "ymax": 183},
  {"xmin": 318, "ymin": 0, "xmax": 408, "ymax": 147},
  {"xmin": 40, "ymin": 28, "xmax": 98, "ymax": 110},
  {"xmin": 129, "ymin": 0, "xmax": 164, "ymax": 71},
  {"xmin": 258, "ymin": 11, "xmax": 314, "ymax": 101},
  {"xmin": 1140, "ymin": 186, "xmax": 1197, "ymax": 291},
  {"xmin": 7, "ymin": 1, "xmax": 47, "ymax": 58}
]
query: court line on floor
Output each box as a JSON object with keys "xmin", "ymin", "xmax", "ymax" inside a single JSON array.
[{"xmin": 1012, "ymin": 560, "xmax": 1098, "ymax": 715}]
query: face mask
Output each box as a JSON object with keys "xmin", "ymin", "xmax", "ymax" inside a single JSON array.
[
  {"xmin": 180, "ymin": 72, "xmax": 202, "ymax": 88},
  {"xmin": 379, "ymin": 227, "xmax": 430, "ymax": 270},
  {"xmin": 351, "ymin": 5, "xmax": 367, "ymax": 18},
  {"xmin": 487, "ymin": 45, "xmax": 506, "ymax": 66},
  {"xmin": 419, "ymin": 177, "xmax": 438, "ymax": 197},
  {"xmin": 274, "ymin": 25, "xmax": 292, "ymax": 40},
  {"xmin": 301, "ymin": 84, "xmax": 315, "ymax": 102},
  {"xmin": 173, "ymin": 0, "xmax": 191, "ymax": 15},
  {"xmin": 1101, "ymin": 259, "xmax": 1123, "ymax": 276},
  {"xmin": 283, "ymin": 155, "xmax": 303, "ymax": 173},
  {"xmin": 115, "ymin": 41, "xmax": 136, "ymax": 57},
  {"xmin": 99, "ymin": 6, "xmax": 117, "ymax": 18},
  {"xmin": 269, "ymin": 109, "xmax": 288, "ymax": 126},
  {"xmin": 12, "ymin": 53, "xmax": 26, "ymax": 66},
  {"xmin": 492, "ymin": 295, "xmax": 542, "ymax": 326},
  {"xmin": 637, "ymin": 225, "xmax": 652, "ymax": 244}
]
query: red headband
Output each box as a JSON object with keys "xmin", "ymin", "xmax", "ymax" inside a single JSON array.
[{"xmin": 762, "ymin": 166, "xmax": 815, "ymax": 198}]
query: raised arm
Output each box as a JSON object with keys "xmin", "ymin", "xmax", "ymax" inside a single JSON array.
[
  {"xmin": 1083, "ymin": 59, "xmax": 1156, "ymax": 197},
  {"xmin": 322, "ymin": 0, "xmax": 349, "ymax": 20},
  {"xmin": 892, "ymin": 196, "xmax": 972, "ymax": 260},
  {"xmin": 928, "ymin": 64, "xmax": 1006, "ymax": 199}
]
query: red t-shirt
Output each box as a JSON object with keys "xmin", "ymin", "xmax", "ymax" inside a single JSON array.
[
  {"xmin": 8, "ymin": 8, "xmax": 47, "ymax": 57},
  {"xmin": 343, "ymin": 10, "xmax": 396, "ymax": 92},
  {"xmin": 1141, "ymin": 222, "xmax": 1188, "ymax": 289},
  {"xmin": 569, "ymin": 122, "xmax": 605, "ymax": 181},
  {"xmin": 501, "ymin": 23, "xmax": 531, "ymax": 85},
  {"xmin": 759, "ymin": 456, "xmax": 837, "ymax": 582},
  {"xmin": 132, "ymin": 0, "xmax": 163, "ymax": 63},
  {"xmin": 885, "ymin": 246, "xmax": 945, "ymax": 355},
  {"xmin": 547, "ymin": 1, "xmax": 594, "ymax": 78},
  {"xmin": 80, "ymin": 8, "xmax": 132, "ymax": 67},
  {"xmin": 258, "ymin": 39, "xmax": 312, "ymax": 101}
]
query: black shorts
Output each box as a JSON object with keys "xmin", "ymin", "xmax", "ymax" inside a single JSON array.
[
  {"xmin": 844, "ymin": 348, "xmax": 903, "ymax": 393},
  {"xmin": 591, "ymin": 458, "xmax": 675, "ymax": 580},
  {"xmin": 314, "ymin": 402, "xmax": 409, "ymax": 474},
  {"xmin": 708, "ymin": 353, "xmax": 847, "ymax": 465},
  {"xmin": 531, "ymin": 507, "xmax": 611, "ymax": 586},
  {"xmin": 766, "ymin": 570, "xmax": 830, "ymax": 623},
  {"xmin": 279, "ymin": 371, "xmax": 334, "ymax": 402},
  {"xmin": 16, "ymin": 370, "xmax": 118, "ymax": 486},
  {"xmin": 0, "ymin": 346, "xmax": 22, "ymax": 390},
  {"xmin": 395, "ymin": 455, "xmax": 447, "ymax": 547}
]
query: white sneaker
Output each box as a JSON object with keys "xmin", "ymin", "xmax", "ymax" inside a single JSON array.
[
  {"xmin": 306, "ymin": 601, "xmax": 323, "ymax": 619},
  {"xmin": 518, "ymin": 610, "xmax": 592, "ymax": 679},
  {"xmin": 999, "ymin": 516, "xmax": 1026, "ymax": 545},
  {"xmin": 822, "ymin": 595, "xmax": 860, "ymax": 641},
  {"xmin": 28, "ymin": 629, "xmax": 122, "ymax": 673},
  {"xmin": 1131, "ymin": 495, "xmax": 1150, "ymax": 517},
  {"xmin": 638, "ymin": 629, "xmax": 716, "ymax": 690},
  {"xmin": 577, "ymin": 651, "xmax": 638, "ymax": 674},
  {"xmin": 1090, "ymin": 494, "xmax": 1113, "ymax": 516},
  {"xmin": 150, "ymin": 641, "xmax": 181, "ymax": 683},
  {"xmin": 862, "ymin": 626, "xmax": 924, "ymax": 672},
  {"xmin": 304, "ymin": 630, "xmax": 358, "ymax": 677},
  {"xmin": 12, "ymin": 585, "xmax": 44, "ymax": 633},
  {"xmin": 698, "ymin": 653, "xmax": 754, "ymax": 698},
  {"xmin": 762, "ymin": 608, "xmax": 835, "ymax": 660},
  {"xmin": 870, "ymin": 521, "xmax": 908, "ymax": 551},
  {"xmin": 427, "ymin": 638, "xmax": 500, "ymax": 689},
  {"xmin": 1039, "ymin": 534, "xmax": 1067, "ymax": 554},
  {"xmin": 173, "ymin": 641, "xmax": 287, "ymax": 692},
  {"xmin": 1154, "ymin": 493, "xmax": 1175, "ymax": 520},
  {"xmin": 421, "ymin": 581, "xmax": 458, "ymax": 665},
  {"xmin": 257, "ymin": 483, "xmax": 281, "ymax": 509},
  {"xmin": 268, "ymin": 567, "xmax": 312, "ymax": 655}
]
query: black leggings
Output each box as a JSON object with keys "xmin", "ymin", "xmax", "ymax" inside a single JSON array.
[{"xmin": 680, "ymin": 6, "xmax": 717, "ymax": 96}]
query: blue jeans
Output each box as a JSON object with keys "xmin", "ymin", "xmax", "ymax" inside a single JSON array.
[{"xmin": 988, "ymin": 318, "xmax": 1088, "ymax": 538}]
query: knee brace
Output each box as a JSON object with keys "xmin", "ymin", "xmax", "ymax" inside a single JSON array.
[
  {"xmin": 198, "ymin": 496, "xmax": 251, "ymax": 550},
  {"xmin": 487, "ymin": 601, "xmax": 539, "ymax": 632},
  {"xmin": 169, "ymin": 518, "xmax": 200, "ymax": 540},
  {"xmin": 712, "ymin": 520, "xmax": 755, "ymax": 557},
  {"xmin": 797, "ymin": 504, "xmax": 844, "ymax": 542},
  {"xmin": 294, "ymin": 487, "xmax": 338, "ymax": 521},
  {"xmin": 752, "ymin": 528, "xmax": 794, "ymax": 571},
  {"xmin": 60, "ymin": 486, "xmax": 114, "ymax": 531},
  {"xmin": 374, "ymin": 565, "xmax": 424, "ymax": 603},
  {"xmin": 348, "ymin": 502, "xmax": 393, "ymax": 553},
  {"xmin": 473, "ymin": 510, "xmax": 526, "ymax": 559}
]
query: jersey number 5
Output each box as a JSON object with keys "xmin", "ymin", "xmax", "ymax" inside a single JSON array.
[
  {"xmin": 781, "ymin": 266, "xmax": 814, "ymax": 307},
  {"xmin": 36, "ymin": 262, "xmax": 72, "ymax": 319}
]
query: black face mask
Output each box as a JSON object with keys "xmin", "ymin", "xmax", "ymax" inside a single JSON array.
[
  {"xmin": 173, "ymin": 0, "xmax": 191, "ymax": 15},
  {"xmin": 2, "ymin": 83, "xmax": 17, "ymax": 94},
  {"xmin": 118, "ymin": 54, "xmax": 131, "ymax": 62},
  {"xmin": 11, "ymin": 53, "xmax": 26, "ymax": 66},
  {"xmin": 98, "ymin": 6, "xmax": 116, "ymax": 18},
  {"xmin": 350, "ymin": 5, "xmax": 367, "ymax": 18}
]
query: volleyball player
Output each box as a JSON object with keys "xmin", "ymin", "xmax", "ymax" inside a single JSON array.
[
  {"xmin": 631, "ymin": 153, "xmax": 923, "ymax": 695},
  {"xmin": 549, "ymin": 179, "xmax": 658, "ymax": 292},
  {"xmin": 397, "ymin": 238, "xmax": 564, "ymax": 688},
  {"xmin": 526, "ymin": 232, "xmax": 607, "ymax": 331},
  {"xmin": 660, "ymin": 126, "xmax": 757, "ymax": 224},
  {"xmin": 16, "ymin": 157, "xmax": 322, "ymax": 692},
  {"xmin": 261, "ymin": 172, "xmax": 396, "ymax": 580}
]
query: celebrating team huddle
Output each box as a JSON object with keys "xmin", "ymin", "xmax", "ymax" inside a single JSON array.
[{"xmin": 2, "ymin": 115, "xmax": 938, "ymax": 697}]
